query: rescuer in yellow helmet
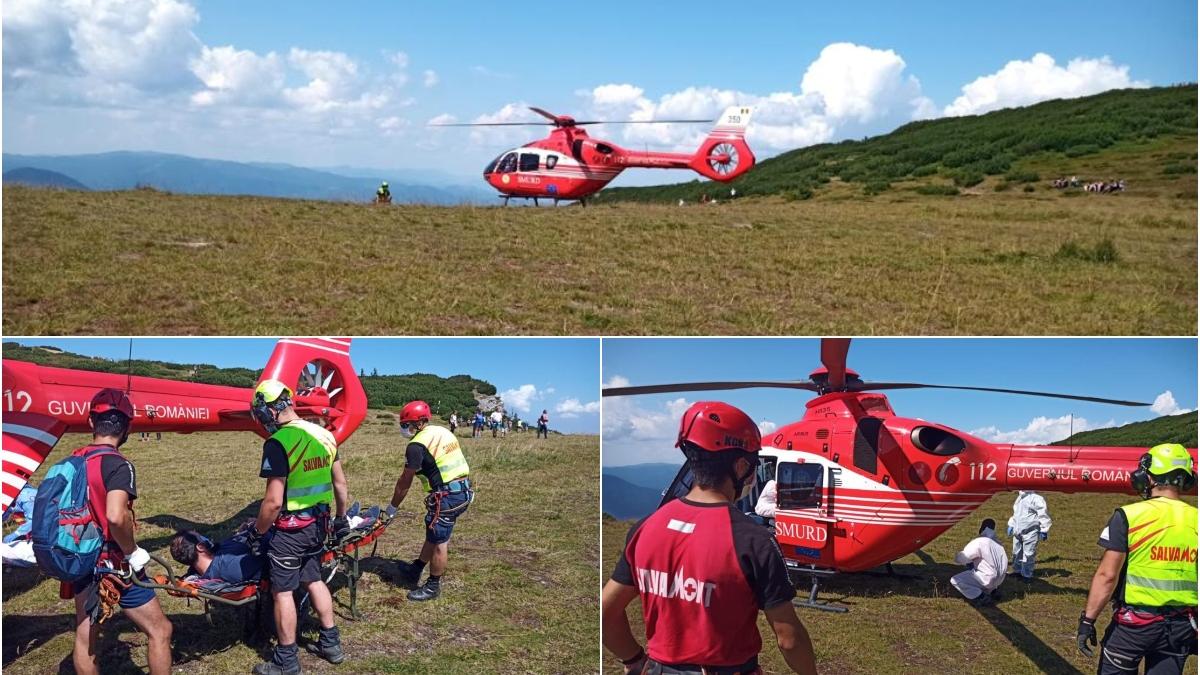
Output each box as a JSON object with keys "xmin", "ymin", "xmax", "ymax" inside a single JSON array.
[
  {"xmin": 248, "ymin": 380, "xmax": 350, "ymax": 675},
  {"xmin": 1076, "ymin": 443, "xmax": 1197, "ymax": 674}
]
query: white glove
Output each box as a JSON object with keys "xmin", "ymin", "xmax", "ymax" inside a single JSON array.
[{"xmin": 127, "ymin": 547, "xmax": 151, "ymax": 573}]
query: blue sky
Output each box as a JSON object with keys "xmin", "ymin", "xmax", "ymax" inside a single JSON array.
[
  {"xmin": 4, "ymin": 0, "xmax": 1195, "ymax": 184},
  {"xmin": 8, "ymin": 337, "xmax": 600, "ymax": 433},
  {"xmin": 602, "ymin": 338, "xmax": 1197, "ymax": 466}
]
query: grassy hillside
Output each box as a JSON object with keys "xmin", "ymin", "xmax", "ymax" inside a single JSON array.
[
  {"xmin": 1054, "ymin": 411, "xmax": 1197, "ymax": 447},
  {"xmin": 2, "ymin": 413, "xmax": 599, "ymax": 674},
  {"xmin": 1, "ymin": 342, "xmax": 496, "ymax": 414},
  {"xmin": 4, "ymin": 170, "xmax": 1194, "ymax": 335},
  {"xmin": 598, "ymin": 85, "xmax": 1197, "ymax": 204}
]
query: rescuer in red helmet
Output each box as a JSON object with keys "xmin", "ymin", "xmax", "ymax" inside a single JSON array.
[
  {"xmin": 601, "ymin": 401, "xmax": 817, "ymax": 675},
  {"xmin": 389, "ymin": 400, "xmax": 473, "ymax": 601},
  {"xmin": 66, "ymin": 389, "xmax": 174, "ymax": 675}
]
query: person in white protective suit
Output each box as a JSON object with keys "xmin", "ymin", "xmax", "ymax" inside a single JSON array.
[
  {"xmin": 754, "ymin": 479, "xmax": 777, "ymax": 518},
  {"xmin": 950, "ymin": 518, "xmax": 1008, "ymax": 606},
  {"xmin": 1007, "ymin": 490, "xmax": 1052, "ymax": 582}
]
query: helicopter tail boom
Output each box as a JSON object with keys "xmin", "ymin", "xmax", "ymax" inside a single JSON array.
[{"xmin": 1001, "ymin": 444, "xmax": 1198, "ymax": 494}]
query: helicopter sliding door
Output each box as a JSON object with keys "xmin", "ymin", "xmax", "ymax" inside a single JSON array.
[{"xmin": 772, "ymin": 461, "xmax": 834, "ymax": 565}]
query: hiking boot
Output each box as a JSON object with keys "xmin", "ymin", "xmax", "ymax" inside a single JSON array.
[
  {"xmin": 254, "ymin": 643, "xmax": 301, "ymax": 675},
  {"xmin": 969, "ymin": 592, "xmax": 994, "ymax": 608},
  {"xmin": 393, "ymin": 561, "xmax": 423, "ymax": 588},
  {"xmin": 317, "ymin": 626, "xmax": 344, "ymax": 664},
  {"xmin": 407, "ymin": 579, "xmax": 441, "ymax": 602},
  {"xmin": 252, "ymin": 662, "xmax": 301, "ymax": 675}
]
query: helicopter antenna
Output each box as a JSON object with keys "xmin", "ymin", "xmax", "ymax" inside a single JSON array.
[{"xmin": 125, "ymin": 338, "xmax": 134, "ymax": 395}]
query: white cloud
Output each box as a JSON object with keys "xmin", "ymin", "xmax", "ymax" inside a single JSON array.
[
  {"xmin": 4, "ymin": 0, "xmax": 202, "ymax": 102},
  {"xmin": 944, "ymin": 53, "xmax": 1148, "ymax": 117},
  {"xmin": 499, "ymin": 383, "xmax": 544, "ymax": 414},
  {"xmin": 1151, "ymin": 390, "xmax": 1194, "ymax": 417},
  {"xmin": 422, "ymin": 69, "xmax": 438, "ymax": 88},
  {"xmin": 758, "ymin": 420, "xmax": 778, "ymax": 435},
  {"xmin": 799, "ymin": 42, "xmax": 929, "ymax": 125},
  {"xmin": 556, "ymin": 398, "xmax": 601, "ymax": 418},
  {"xmin": 604, "ymin": 375, "xmax": 631, "ymax": 388},
  {"xmin": 970, "ymin": 415, "xmax": 1116, "ymax": 446},
  {"xmin": 189, "ymin": 45, "xmax": 283, "ymax": 106},
  {"xmin": 568, "ymin": 42, "xmax": 933, "ymax": 155}
]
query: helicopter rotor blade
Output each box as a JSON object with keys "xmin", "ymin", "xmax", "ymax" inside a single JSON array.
[
  {"xmin": 528, "ymin": 106, "xmax": 559, "ymax": 122},
  {"xmin": 820, "ymin": 338, "xmax": 852, "ymax": 390},
  {"xmin": 427, "ymin": 122, "xmax": 553, "ymax": 127},
  {"xmin": 603, "ymin": 380, "xmax": 820, "ymax": 397},
  {"xmin": 573, "ymin": 119, "xmax": 713, "ymax": 126},
  {"xmin": 852, "ymin": 382, "xmax": 1149, "ymax": 407}
]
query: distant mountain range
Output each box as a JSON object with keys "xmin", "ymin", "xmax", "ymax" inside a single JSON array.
[
  {"xmin": 3, "ymin": 167, "xmax": 89, "ymax": 190},
  {"xmin": 602, "ymin": 413, "xmax": 1199, "ymax": 520},
  {"xmin": 602, "ymin": 462, "xmax": 680, "ymax": 519},
  {"xmin": 2, "ymin": 151, "xmax": 494, "ymax": 205}
]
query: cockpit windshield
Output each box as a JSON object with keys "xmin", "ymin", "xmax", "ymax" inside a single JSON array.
[{"xmin": 485, "ymin": 152, "xmax": 518, "ymax": 175}]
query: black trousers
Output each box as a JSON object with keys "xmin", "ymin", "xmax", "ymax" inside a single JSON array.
[{"xmin": 1098, "ymin": 616, "xmax": 1196, "ymax": 675}]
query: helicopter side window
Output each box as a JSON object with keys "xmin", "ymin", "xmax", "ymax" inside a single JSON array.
[
  {"xmin": 546, "ymin": 155, "xmax": 558, "ymax": 170},
  {"xmin": 497, "ymin": 152, "xmax": 518, "ymax": 173},
  {"xmin": 911, "ymin": 427, "xmax": 966, "ymax": 456},
  {"xmin": 853, "ymin": 417, "xmax": 882, "ymax": 474},
  {"xmin": 777, "ymin": 462, "xmax": 822, "ymax": 510},
  {"xmin": 519, "ymin": 153, "xmax": 540, "ymax": 172}
]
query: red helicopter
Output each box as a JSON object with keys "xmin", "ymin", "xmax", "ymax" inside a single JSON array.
[
  {"xmin": 602, "ymin": 338, "xmax": 1198, "ymax": 611},
  {"xmin": 1, "ymin": 338, "xmax": 368, "ymax": 515},
  {"xmin": 434, "ymin": 105, "xmax": 754, "ymax": 205}
]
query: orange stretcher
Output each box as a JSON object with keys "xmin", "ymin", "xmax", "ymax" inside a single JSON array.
[{"xmin": 131, "ymin": 512, "xmax": 394, "ymax": 626}]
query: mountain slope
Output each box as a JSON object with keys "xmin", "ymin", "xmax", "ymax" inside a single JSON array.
[
  {"xmin": 601, "ymin": 474, "xmax": 662, "ymax": 519},
  {"xmin": 3, "ymin": 167, "xmax": 89, "ymax": 190},
  {"xmin": 603, "ymin": 462, "xmax": 682, "ymax": 491},
  {"xmin": 1053, "ymin": 411, "xmax": 1197, "ymax": 447},
  {"xmin": 2, "ymin": 151, "xmax": 491, "ymax": 204},
  {"xmin": 598, "ymin": 85, "xmax": 1197, "ymax": 203}
]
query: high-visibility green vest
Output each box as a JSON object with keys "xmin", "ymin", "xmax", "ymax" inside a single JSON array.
[
  {"xmin": 271, "ymin": 419, "xmax": 338, "ymax": 512},
  {"xmin": 410, "ymin": 425, "xmax": 469, "ymax": 490},
  {"xmin": 1118, "ymin": 497, "xmax": 1198, "ymax": 608}
]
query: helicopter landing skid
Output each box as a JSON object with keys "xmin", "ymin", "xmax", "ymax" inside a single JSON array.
[{"xmin": 791, "ymin": 567, "xmax": 849, "ymax": 613}]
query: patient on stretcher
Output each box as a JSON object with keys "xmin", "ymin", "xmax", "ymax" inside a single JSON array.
[{"xmin": 169, "ymin": 528, "xmax": 267, "ymax": 584}]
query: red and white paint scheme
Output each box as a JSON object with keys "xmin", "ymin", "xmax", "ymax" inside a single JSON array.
[
  {"xmin": 1, "ymin": 338, "xmax": 367, "ymax": 514},
  {"xmin": 604, "ymin": 339, "xmax": 1197, "ymax": 582},
  {"xmin": 440, "ymin": 106, "xmax": 754, "ymax": 204}
]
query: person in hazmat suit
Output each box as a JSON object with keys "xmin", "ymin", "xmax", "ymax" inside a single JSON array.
[
  {"xmin": 950, "ymin": 518, "xmax": 1008, "ymax": 606},
  {"xmin": 1007, "ymin": 490, "xmax": 1051, "ymax": 582}
]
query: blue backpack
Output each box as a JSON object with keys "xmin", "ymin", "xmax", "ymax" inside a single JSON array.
[{"xmin": 31, "ymin": 445, "xmax": 123, "ymax": 582}]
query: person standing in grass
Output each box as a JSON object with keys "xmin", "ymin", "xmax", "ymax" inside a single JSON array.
[
  {"xmin": 537, "ymin": 409, "xmax": 550, "ymax": 439},
  {"xmin": 602, "ymin": 401, "xmax": 817, "ymax": 675},
  {"xmin": 391, "ymin": 400, "xmax": 473, "ymax": 601},
  {"xmin": 57, "ymin": 389, "xmax": 174, "ymax": 675},
  {"xmin": 1007, "ymin": 490, "xmax": 1051, "ymax": 582},
  {"xmin": 1076, "ymin": 444, "xmax": 1197, "ymax": 674},
  {"xmin": 249, "ymin": 380, "xmax": 349, "ymax": 675}
]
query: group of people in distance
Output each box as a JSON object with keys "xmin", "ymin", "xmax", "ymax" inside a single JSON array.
[
  {"xmin": 601, "ymin": 400, "xmax": 1197, "ymax": 675},
  {"xmin": 450, "ymin": 408, "xmax": 551, "ymax": 439},
  {"xmin": 54, "ymin": 386, "xmax": 473, "ymax": 675}
]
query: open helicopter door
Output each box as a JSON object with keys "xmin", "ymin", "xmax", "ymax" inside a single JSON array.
[
  {"xmin": 658, "ymin": 463, "xmax": 694, "ymax": 508},
  {"xmin": 773, "ymin": 460, "xmax": 834, "ymax": 564},
  {"xmin": 773, "ymin": 460, "xmax": 847, "ymax": 613}
]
